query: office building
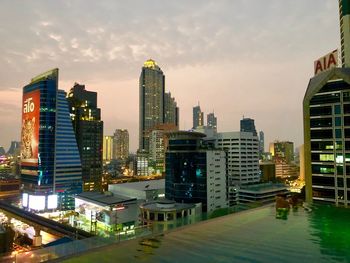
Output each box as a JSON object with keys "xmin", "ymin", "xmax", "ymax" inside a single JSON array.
[
  {"xmin": 136, "ymin": 150, "xmax": 149, "ymax": 176},
  {"xmin": 207, "ymin": 112, "xmax": 217, "ymax": 131},
  {"xmin": 193, "ymin": 104, "xmax": 204, "ymax": 129},
  {"xmin": 139, "ymin": 59, "xmax": 165, "ymax": 151},
  {"xmin": 339, "ymin": 0, "xmax": 350, "ymax": 67},
  {"xmin": 259, "ymin": 162, "xmax": 276, "ymax": 183},
  {"xmin": 21, "ymin": 69, "xmax": 82, "ymax": 211},
  {"xmin": 216, "ymin": 132, "xmax": 260, "ymax": 206},
  {"xmin": 258, "ymin": 131, "xmax": 264, "ymax": 158},
  {"xmin": 103, "ymin": 136, "xmax": 114, "ymax": 162},
  {"xmin": 113, "ymin": 129, "xmax": 129, "ymax": 161},
  {"xmin": 304, "ymin": 68, "xmax": 350, "ymax": 206},
  {"xmin": 67, "ymin": 83, "xmax": 103, "ymax": 192},
  {"xmin": 240, "ymin": 117, "xmax": 257, "ymax": 136},
  {"xmin": 164, "ymin": 92, "xmax": 179, "ymax": 128},
  {"xmin": 7, "ymin": 141, "xmax": 20, "ymax": 156},
  {"xmin": 165, "ymin": 131, "xmax": 227, "ymax": 212},
  {"xmin": 269, "ymin": 141, "xmax": 294, "ymax": 164}
]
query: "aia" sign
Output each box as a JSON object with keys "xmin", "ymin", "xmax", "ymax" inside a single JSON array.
[{"xmin": 314, "ymin": 49, "xmax": 338, "ymax": 75}]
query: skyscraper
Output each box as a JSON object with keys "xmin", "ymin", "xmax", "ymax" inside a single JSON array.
[
  {"xmin": 113, "ymin": 129, "xmax": 129, "ymax": 160},
  {"xmin": 258, "ymin": 131, "xmax": 264, "ymax": 158},
  {"xmin": 269, "ymin": 141, "xmax": 294, "ymax": 164},
  {"xmin": 103, "ymin": 136, "xmax": 114, "ymax": 162},
  {"xmin": 164, "ymin": 92, "xmax": 179, "ymax": 128},
  {"xmin": 240, "ymin": 117, "xmax": 257, "ymax": 136},
  {"xmin": 21, "ymin": 69, "xmax": 82, "ymax": 211},
  {"xmin": 67, "ymin": 83, "xmax": 103, "ymax": 192},
  {"xmin": 303, "ymin": 1, "xmax": 350, "ymax": 206},
  {"xmin": 339, "ymin": 0, "xmax": 350, "ymax": 67},
  {"xmin": 139, "ymin": 59, "xmax": 165, "ymax": 151},
  {"xmin": 207, "ymin": 112, "xmax": 217, "ymax": 131},
  {"xmin": 193, "ymin": 104, "xmax": 204, "ymax": 129}
]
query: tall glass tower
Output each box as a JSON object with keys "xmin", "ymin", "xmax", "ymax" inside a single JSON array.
[
  {"xmin": 139, "ymin": 59, "xmax": 165, "ymax": 151},
  {"xmin": 193, "ymin": 104, "xmax": 204, "ymax": 129},
  {"xmin": 339, "ymin": 0, "xmax": 350, "ymax": 67},
  {"xmin": 21, "ymin": 69, "xmax": 82, "ymax": 211}
]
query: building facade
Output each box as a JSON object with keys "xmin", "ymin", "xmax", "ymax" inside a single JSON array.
[
  {"xmin": 165, "ymin": 131, "xmax": 227, "ymax": 212},
  {"xmin": 113, "ymin": 129, "xmax": 129, "ymax": 161},
  {"xmin": 240, "ymin": 117, "xmax": 257, "ymax": 136},
  {"xmin": 269, "ymin": 141, "xmax": 294, "ymax": 164},
  {"xmin": 67, "ymin": 83, "xmax": 103, "ymax": 192},
  {"xmin": 304, "ymin": 68, "xmax": 350, "ymax": 206},
  {"xmin": 103, "ymin": 136, "xmax": 114, "ymax": 162},
  {"xmin": 164, "ymin": 92, "xmax": 179, "ymax": 128},
  {"xmin": 193, "ymin": 104, "xmax": 204, "ymax": 129},
  {"xmin": 339, "ymin": 0, "xmax": 350, "ymax": 67},
  {"xmin": 207, "ymin": 112, "xmax": 217, "ymax": 131},
  {"xmin": 139, "ymin": 59, "xmax": 165, "ymax": 152},
  {"xmin": 258, "ymin": 131, "xmax": 264, "ymax": 159},
  {"xmin": 216, "ymin": 132, "xmax": 260, "ymax": 206},
  {"xmin": 21, "ymin": 69, "xmax": 82, "ymax": 211}
]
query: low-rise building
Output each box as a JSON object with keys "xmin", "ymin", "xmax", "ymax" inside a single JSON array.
[{"xmin": 238, "ymin": 183, "xmax": 289, "ymax": 204}]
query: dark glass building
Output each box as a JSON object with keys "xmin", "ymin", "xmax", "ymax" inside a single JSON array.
[
  {"xmin": 165, "ymin": 131, "xmax": 227, "ymax": 212},
  {"xmin": 240, "ymin": 117, "xmax": 257, "ymax": 136},
  {"xmin": 21, "ymin": 69, "xmax": 82, "ymax": 211},
  {"xmin": 193, "ymin": 104, "xmax": 204, "ymax": 129},
  {"xmin": 67, "ymin": 83, "xmax": 103, "ymax": 192}
]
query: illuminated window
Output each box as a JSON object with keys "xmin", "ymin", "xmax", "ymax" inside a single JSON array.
[{"xmin": 320, "ymin": 154, "xmax": 334, "ymax": 161}]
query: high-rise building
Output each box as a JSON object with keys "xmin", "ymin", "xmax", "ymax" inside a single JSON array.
[
  {"xmin": 240, "ymin": 117, "xmax": 257, "ymax": 136},
  {"xmin": 193, "ymin": 104, "xmax": 204, "ymax": 129},
  {"xmin": 258, "ymin": 131, "xmax": 264, "ymax": 158},
  {"xmin": 164, "ymin": 92, "xmax": 179, "ymax": 128},
  {"xmin": 269, "ymin": 141, "xmax": 294, "ymax": 164},
  {"xmin": 207, "ymin": 112, "xmax": 217, "ymax": 131},
  {"xmin": 67, "ymin": 83, "xmax": 103, "ymax": 192},
  {"xmin": 165, "ymin": 131, "xmax": 227, "ymax": 212},
  {"xmin": 7, "ymin": 141, "xmax": 20, "ymax": 156},
  {"xmin": 21, "ymin": 69, "xmax": 82, "ymax": 211},
  {"xmin": 339, "ymin": 0, "xmax": 350, "ymax": 67},
  {"xmin": 103, "ymin": 136, "xmax": 114, "ymax": 162},
  {"xmin": 216, "ymin": 132, "xmax": 260, "ymax": 206},
  {"xmin": 139, "ymin": 59, "xmax": 165, "ymax": 152},
  {"xmin": 113, "ymin": 129, "xmax": 129, "ymax": 161}
]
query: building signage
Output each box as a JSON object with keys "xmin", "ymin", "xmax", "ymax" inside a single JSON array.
[
  {"xmin": 21, "ymin": 89, "xmax": 40, "ymax": 167},
  {"xmin": 314, "ymin": 49, "xmax": 338, "ymax": 75}
]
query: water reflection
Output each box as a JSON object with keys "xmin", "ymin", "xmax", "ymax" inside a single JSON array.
[{"xmin": 308, "ymin": 204, "xmax": 350, "ymax": 262}]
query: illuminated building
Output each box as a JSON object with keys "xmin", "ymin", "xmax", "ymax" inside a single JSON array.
[
  {"xmin": 136, "ymin": 150, "xmax": 149, "ymax": 176},
  {"xmin": 339, "ymin": 0, "xmax": 350, "ymax": 67},
  {"xmin": 0, "ymin": 179, "xmax": 20, "ymax": 199},
  {"xmin": 21, "ymin": 69, "xmax": 82, "ymax": 211},
  {"xmin": 103, "ymin": 136, "xmax": 114, "ymax": 162},
  {"xmin": 240, "ymin": 117, "xmax": 257, "ymax": 136},
  {"xmin": 207, "ymin": 112, "xmax": 217, "ymax": 131},
  {"xmin": 139, "ymin": 59, "xmax": 165, "ymax": 152},
  {"xmin": 193, "ymin": 104, "xmax": 204, "ymax": 129},
  {"xmin": 216, "ymin": 132, "xmax": 260, "ymax": 206},
  {"xmin": 113, "ymin": 129, "xmax": 129, "ymax": 160},
  {"xmin": 269, "ymin": 141, "xmax": 294, "ymax": 164},
  {"xmin": 67, "ymin": 83, "xmax": 103, "ymax": 192},
  {"xmin": 165, "ymin": 131, "xmax": 227, "ymax": 212}
]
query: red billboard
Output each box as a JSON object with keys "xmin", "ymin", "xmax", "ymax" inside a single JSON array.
[{"xmin": 21, "ymin": 90, "xmax": 40, "ymax": 167}]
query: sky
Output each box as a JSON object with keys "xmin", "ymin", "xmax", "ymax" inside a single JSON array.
[{"xmin": 0, "ymin": 0, "xmax": 340, "ymax": 152}]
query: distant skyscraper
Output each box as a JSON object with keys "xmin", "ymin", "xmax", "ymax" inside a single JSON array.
[
  {"xmin": 67, "ymin": 83, "xmax": 103, "ymax": 192},
  {"xmin": 7, "ymin": 141, "xmax": 20, "ymax": 156},
  {"xmin": 258, "ymin": 131, "xmax": 265, "ymax": 158},
  {"xmin": 240, "ymin": 117, "xmax": 257, "ymax": 136},
  {"xmin": 113, "ymin": 129, "xmax": 129, "ymax": 160},
  {"xmin": 269, "ymin": 141, "xmax": 294, "ymax": 164},
  {"xmin": 21, "ymin": 69, "xmax": 82, "ymax": 211},
  {"xmin": 103, "ymin": 136, "xmax": 114, "ymax": 162},
  {"xmin": 0, "ymin": 147, "xmax": 5, "ymax": 156},
  {"xmin": 164, "ymin": 92, "xmax": 179, "ymax": 128},
  {"xmin": 339, "ymin": 0, "xmax": 350, "ymax": 67},
  {"xmin": 193, "ymin": 104, "xmax": 204, "ymax": 129},
  {"xmin": 139, "ymin": 59, "xmax": 165, "ymax": 151},
  {"xmin": 207, "ymin": 112, "xmax": 217, "ymax": 131}
]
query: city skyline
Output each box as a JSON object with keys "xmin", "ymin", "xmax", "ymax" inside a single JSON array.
[{"xmin": 0, "ymin": 1, "xmax": 340, "ymax": 151}]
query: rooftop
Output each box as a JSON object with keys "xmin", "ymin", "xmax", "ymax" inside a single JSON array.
[
  {"xmin": 75, "ymin": 192, "xmax": 137, "ymax": 207},
  {"xmin": 109, "ymin": 179, "xmax": 165, "ymax": 192}
]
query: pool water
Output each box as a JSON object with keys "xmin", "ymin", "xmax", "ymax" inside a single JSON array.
[{"xmin": 63, "ymin": 204, "xmax": 350, "ymax": 263}]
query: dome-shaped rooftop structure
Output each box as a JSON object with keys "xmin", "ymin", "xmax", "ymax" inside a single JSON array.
[{"xmin": 143, "ymin": 59, "xmax": 160, "ymax": 70}]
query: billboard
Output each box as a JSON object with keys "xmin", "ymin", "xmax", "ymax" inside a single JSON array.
[
  {"xmin": 21, "ymin": 89, "xmax": 40, "ymax": 167},
  {"xmin": 314, "ymin": 49, "xmax": 338, "ymax": 75}
]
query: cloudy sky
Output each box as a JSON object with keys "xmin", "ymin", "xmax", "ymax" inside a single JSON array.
[{"xmin": 0, "ymin": 0, "xmax": 340, "ymax": 152}]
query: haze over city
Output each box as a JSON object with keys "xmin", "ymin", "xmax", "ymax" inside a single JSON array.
[{"xmin": 0, "ymin": 0, "xmax": 340, "ymax": 151}]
